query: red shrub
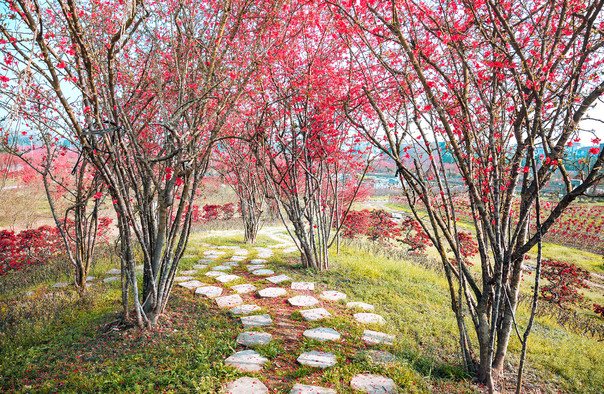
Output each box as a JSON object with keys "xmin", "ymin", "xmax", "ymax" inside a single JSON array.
[
  {"xmin": 0, "ymin": 225, "xmax": 64, "ymax": 276},
  {"xmin": 540, "ymin": 259, "xmax": 590, "ymax": 308}
]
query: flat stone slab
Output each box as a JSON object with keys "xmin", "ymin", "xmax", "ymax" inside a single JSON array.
[
  {"xmin": 106, "ymin": 268, "xmax": 121, "ymax": 275},
  {"xmin": 225, "ymin": 350, "xmax": 268, "ymax": 372},
  {"xmin": 174, "ymin": 276, "xmax": 195, "ymax": 282},
  {"xmin": 350, "ymin": 374, "xmax": 396, "ymax": 393},
  {"xmin": 256, "ymin": 252, "xmax": 273, "ymax": 258},
  {"xmin": 241, "ymin": 314, "xmax": 273, "ymax": 328},
  {"xmin": 230, "ymin": 256, "xmax": 247, "ymax": 262},
  {"xmin": 297, "ymin": 351, "xmax": 337, "ymax": 368},
  {"xmin": 258, "ymin": 287, "xmax": 287, "ymax": 298},
  {"xmin": 205, "ymin": 271, "xmax": 226, "ymax": 277},
  {"xmin": 196, "ymin": 258, "xmax": 212, "ymax": 264},
  {"xmin": 86, "ymin": 276, "xmax": 95, "ymax": 281},
  {"xmin": 225, "ymin": 377, "xmax": 268, "ymax": 394},
  {"xmin": 354, "ymin": 313, "xmax": 386, "ymax": 325},
  {"xmin": 211, "ymin": 265, "xmax": 232, "ymax": 271},
  {"xmin": 195, "ymin": 286, "xmax": 223, "ymax": 298},
  {"xmin": 290, "ymin": 383, "xmax": 336, "ymax": 394},
  {"xmin": 233, "ymin": 249, "xmax": 249, "ymax": 255},
  {"xmin": 204, "ymin": 250, "xmax": 226, "ymax": 256},
  {"xmin": 178, "ymin": 280, "xmax": 205, "ymax": 289},
  {"xmin": 180, "ymin": 270, "xmax": 197, "ymax": 275},
  {"xmin": 362, "ymin": 330, "xmax": 395, "ymax": 345},
  {"xmin": 283, "ymin": 247, "xmax": 299, "ymax": 253},
  {"xmin": 299, "ymin": 308, "xmax": 331, "ymax": 321},
  {"xmin": 247, "ymin": 264, "xmax": 265, "ymax": 271},
  {"xmin": 320, "ymin": 290, "xmax": 347, "ymax": 301},
  {"xmin": 365, "ymin": 350, "xmax": 397, "ymax": 365},
  {"xmin": 52, "ymin": 282, "xmax": 68, "ymax": 288},
  {"xmin": 223, "ymin": 261, "xmax": 239, "ymax": 267},
  {"xmin": 288, "ymin": 295, "xmax": 319, "ymax": 307},
  {"xmin": 215, "ymin": 274, "xmax": 240, "ymax": 283},
  {"xmin": 231, "ymin": 283, "xmax": 257, "ymax": 294},
  {"xmin": 267, "ymin": 274, "xmax": 292, "ymax": 284},
  {"xmin": 230, "ymin": 304, "xmax": 261, "ymax": 315},
  {"xmin": 303, "ymin": 327, "xmax": 341, "ymax": 341},
  {"xmin": 249, "ymin": 259, "xmax": 267, "ymax": 264},
  {"xmin": 216, "ymin": 294, "xmax": 243, "ymax": 308},
  {"xmin": 103, "ymin": 277, "xmax": 120, "ymax": 283},
  {"xmin": 252, "ymin": 269, "xmax": 274, "ymax": 276},
  {"xmin": 236, "ymin": 331, "xmax": 272, "ymax": 346},
  {"xmin": 192, "ymin": 264, "xmax": 208, "ymax": 270},
  {"xmin": 291, "ymin": 282, "xmax": 315, "ymax": 291},
  {"xmin": 347, "ymin": 301, "xmax": 375, "ymax": 311}
]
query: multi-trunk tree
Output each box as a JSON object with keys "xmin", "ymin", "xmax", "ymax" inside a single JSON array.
[{"xmin": 334, "ymin": 0, "xmax": 604, "ymax": 390}]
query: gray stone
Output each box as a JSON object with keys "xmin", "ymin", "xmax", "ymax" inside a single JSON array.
[
  {"xmin": 215, "ymin": 274, "xmax": 240, "ymax": 283},
  {"xmin": 196, "ymin": 258, "xmax": 212, "ymax": 264},
  {"xmin": 216, "ymin": 294, "xmax": 243, "ymax": 308},
  {"xmin": 365, "ymin": 350, "xmax": 397, "ymax": 365},
  {"xmin": 236, "ymin": 331, "xmax": 272, "ymax": 346},
  {"xmin": 297, "ymin": 351, "xmax": 337, "ymax": 368},
  {"xmin": 205, "ymin": 271, "xmax": 225, "ymax": 277},
  {"xmin": 225, "ymin": 350, "xmax": 268, "ymax": 372},
  {"xmin": 290, "ymin": 383, "xmax": 336, "ymax": 394},
  {"xmin": 283, "ymin": 246, "xmax": 299, "ymax": 253},
  {"xmin": 52, "ymin": 282, "xmax": 68, "ymax": 288},
  {"xmin": 299, "ymin": 308, "xmax": 331, "ymax": 321},
  {"xmin": 288, "ymin": 295, "xmax": 319, "ymax": 307},
  {"xmin": 252, "ymin": 269, "xmax": 274, "ymax": 276},
  {"xmin": 103, "ymin": 277, "xmax": 120, "ymax": 283},
  {"xmin": 249, "ymin": 259, "xmax": 267, "ymax": 264},
  {"xmin": 86, "ymin": 276, "xmax": 95, "ymax": 281},
  {"xmin": 350, "ymin": 374, "xmax": 396, "ymax": 393},
  {"xmin": 233, "ymin": 249, "xmax": 249, "ymax": 255},
  {"xmin": 291, "ymin": 282, "xmax": 315, "ymax": 291},
  {"xmin": 223, "ymin": 261, "xmax": 239, "ymax": 267},
  {"xmin": 247, "ymin": 264, "xmax": 265, "ymax": 271},
  {"xmin": 267, "ymin": 274, "xmax": 291, "ymax": 284},
  {"xmin": 192, "ymin": 264, "xmax": 208, "ymax": 270},
  {"xmin": 195, "ymin": 286, "xmax": 223, "ymax": 298},
  {"xmin": 258, "ymin": 287, "xmax": 287, "ymax": 298},
  {"xmin": 204, "ymin": 250, "xmax": 226, "ymax": 256},
  {"xmin": 346, "ymin": 301, "xmax": 375, "ymax": 311},
  {"xmin": 106, "ymin": 268, "xmax": 121, "ymax": 275},
  {"xmin": 180, "ymin": 270, "xmax": 197, "ymax": 275},
  {"xmin": 24, "ymin": 291, "xmax": 35, "ymax": 297},
  {"xmin": 230, "ymin": 256, "xmax": 247, "ymax": 262},
  {"xmin": 178, "ymin": 280, "xmax": 205, "ymax": 289},
  {"xmin": 225, "ymin": 377, "xmax": 268, "ymax": 394},
  {"xmin": 174, "ymin": 276, "xmax": 195, "ymax": 282},
  {"xmin": 320, "ymin": 290, "xmax": 347, "ymax": 301},
  {"xmin": 231, "ymin": 283, "xmax": 257, "ymax": 294},
  {"xmin": 303, "ymin": 327, "xmax": 341, "ymax": 342},
  {"xmin": 241, "ymin": 314, "xmax": 273, "ymax": 328},
  {"xmin": 354, "ymin": 313, "xmax": 386, "ymax": 325},
  {"xmin": 230, "ymin": 304, "xmax": 261, "ymax": 315},
  {"xmin": 211, "ymin": 265, "xmax": 232, "ymax": 271},
  {"xmin": 362, "ymin": 330, "xmax": 395, "ymax": 346}
]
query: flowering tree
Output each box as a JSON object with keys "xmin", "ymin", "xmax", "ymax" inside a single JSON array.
[
  {"xmin": 1, "ymin": 0, "xmax": 285, "ymax": 327},
  {"xmin": 333, "ymin": 0, "xmax": 604, "ymax": 389}
]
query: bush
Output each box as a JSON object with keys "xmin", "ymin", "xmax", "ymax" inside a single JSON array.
[{"xmin": 540, "ymin": 259, "xmax": 590, "ymax": 308}]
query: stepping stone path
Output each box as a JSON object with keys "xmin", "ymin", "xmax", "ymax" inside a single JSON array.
[
  {"xmin": 230, "ymin": 256, "xmax": 247, "ymax": 262},
  {"xmin": 297, "ymin": 350, "xmax": 337, "ymax": 368},
  {"xmin": 215, "ymin": 274, "xmax": 240, "ymax": 283},
  {"xmin": 106, "ymin": 268, "xmax": 121, "ymax": 275},
  {"xmin": 233, "ymin": 249, "xmax": 249, "ymax": 255},
  {"xmin": 249, "ymin": 259, "xmax": 267, "ymax": 264},
  {"xmin": 178, "ymin": 280, "xmax": 205, "ymax": 289},
  {"xmin": 299, "ymin": 308, "xmax": 331, "ymax": 321},
  {"xmin": 86, "ymin": 276, "xmax": 95, "ymax": 281},
  {"xmin": 347, "ymin": 301, "xmax": 375, "ymax": 311},
  {"xmin": 247, "ymin": 264, "xmax": 265, "ymax": 271},
  {"xmin": 230, "ymin": 304, "xmax": 261, "ymax": 315},
  {"xmin": 252, "ymin": 269, "xmax": 274, "ymax": 276},
  {"xmin": 320, "ymin": 290, "xmax": 347, "ymax": 301},
  {"xmin": 350, "ymin": 374, "xmax": 397, "ymax": 393},
  {"xmin": 290, "ymin": 384, "xmax": 336, "ymax": 394},
  {"xmin": 196, "ymin": 258, "xmax": 212, "ymax": 263},
  {"xmin": 225, "ymin": 377, "xmax": 268, "ymax": 394},
  {"xmin": 211, "ymin": 265, "xmax": 232, "ymax": 271},
  {"xmin": 103, "ymin": 277, "xmax": 119, "ymax": 283},
  {"xmin": 236, "ymin": 331, "xmax": 272, "ymax": 346},
  {"xmin": 180, "ymin": 270, "xmax": 197, "ymax": 275},
  {"xmin": 52, "ymin": 282, "xmax": 68, "ymax": 288},
  {"xmin": 365, "ymin": 350, "xmax": 397, "ymax": 365},
  {"xmin": 223, "ymin": 261, "xmax": 239, "ymax": 266},
  {"xmin": 283, "ymin": 246, "xmax": 298, "ymax": 253},
  {"xmin": 354, "ymin": 313, "xmax": 386, "ymax": 325},
  {"xmin": 241, "ymin": 314, "xmax": 272, "ymax": 328},
  {"xmin": 291, "ymin": 282, "xmax": 315, "ymax": 291},
  {"xmin": 205, "ymin": 271, "xmax": 225, "ymax": 277},
  {"xmin": 288, "ymin": 295, "xmax": 319, "ymax": 307},
  {"xmin": 174, "ymin": 276, "xmax": 194, "ymax": 282},
  {"xmin": 231, "ymin": 283, "xmax": 257, "ymax": 294},
  {"xmin": 267, "ymin": 274, "xmax": 291, "ymax": 284},
  {"xmin": 215, "ymin": 294, "xmax": 243, "ymax": 309},
  {"xmin": 258, "ymin": 287, "xmax": 287, "ymax": 298},
  {"xmin": 303, "ymin": 327, "xmax": 341, "ymax": 341},
  {"xmin": 225, "ymin": 350, "xmax": 268, "ymax": 372},
  {"xmin": 362, "ymin": 330, "xmax": 395, "ymax": 345},
  {"xmin": 195, "ymin": 286, "xmax": 223, "ymax": 298},
  {"xmin": 192, "ymin": 264, "xmax": 208, "ymax": 270}
]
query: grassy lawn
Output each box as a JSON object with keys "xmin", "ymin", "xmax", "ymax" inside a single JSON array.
[{"xmin": 1, "ymin": 231, "xmax": 603, "ymax": 393}]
